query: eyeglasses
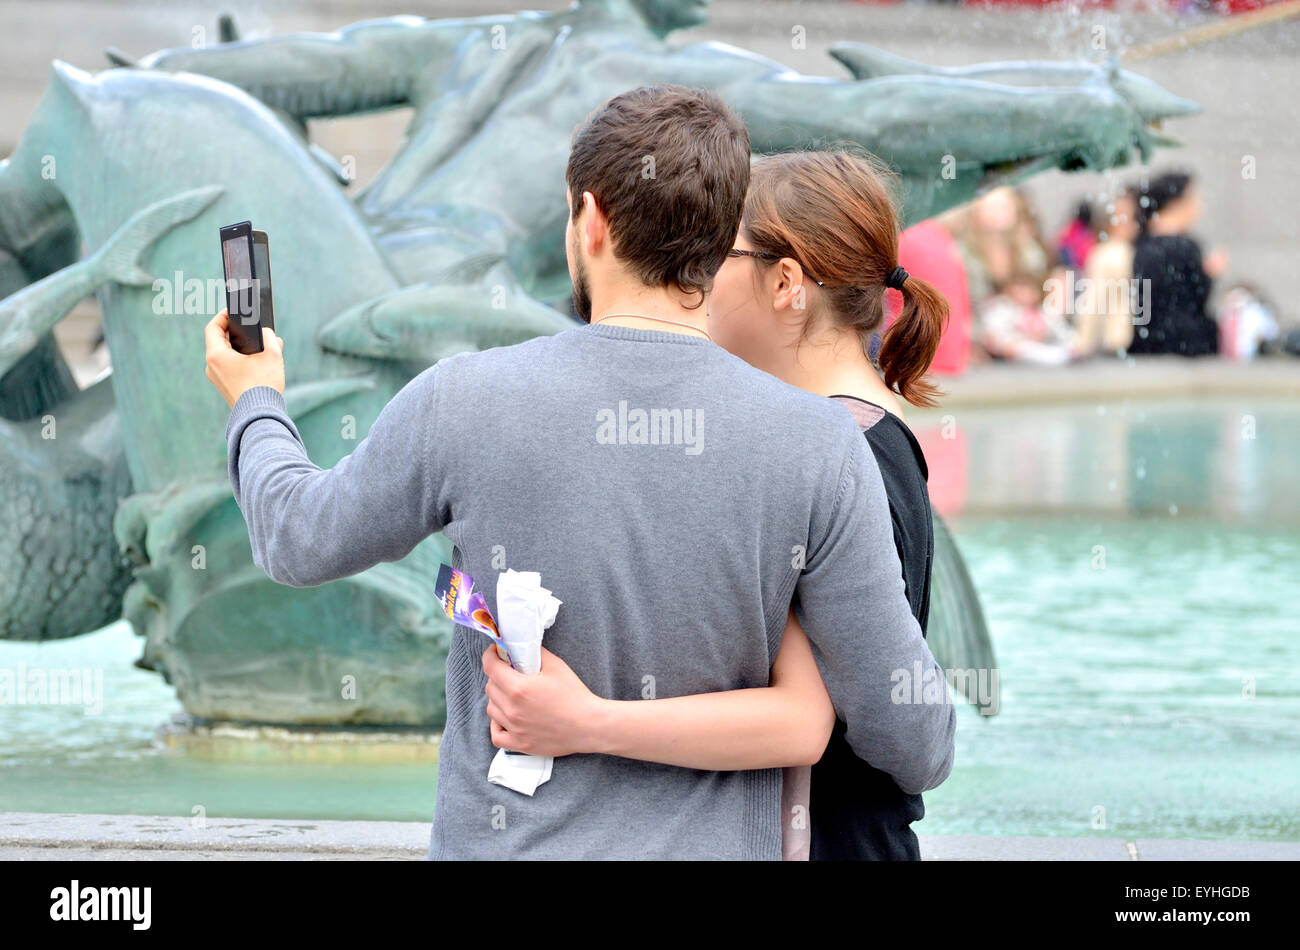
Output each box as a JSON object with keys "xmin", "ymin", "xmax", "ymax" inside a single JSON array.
[{"xmin": 726, "ymin": 248, "xmax": 824, "ymax": 287}]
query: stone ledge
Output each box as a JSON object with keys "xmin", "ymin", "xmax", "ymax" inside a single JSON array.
[
  {"xmin": 155, "ymin": 715, "xmax": 443, "ymax": 764},
  {"xmin": 0, "ymin": 812, "xmax": 429, "ymax": 858},
  {"xmin": 919, "ymin": 834, "xmax": 1135, "ymax": 861},
  {"xmin": 4, "ymin": 813, "xmax": 1297, "ymax": 860},
  {"xmin": 925, "ymin": 356, "xmax": 1300, "ymax": 410}
]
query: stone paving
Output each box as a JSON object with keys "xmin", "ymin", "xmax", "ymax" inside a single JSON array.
[{"xmin": 3, "ymin": 812, "xmax": 1297, "ymax": 860}]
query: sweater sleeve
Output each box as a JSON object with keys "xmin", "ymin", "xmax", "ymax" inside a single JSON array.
[
  {"xmin": 793, "ymin": 423, "xmax": 956, "ymax": 794},
  {"xmin": 224, "ymin": 368, "xmax": 446, "ymax": 588}
]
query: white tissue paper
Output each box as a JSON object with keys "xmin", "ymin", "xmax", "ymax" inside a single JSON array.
[{"xmin": 487, "ymin": 569, "xmax": 563, "ymax": 796}]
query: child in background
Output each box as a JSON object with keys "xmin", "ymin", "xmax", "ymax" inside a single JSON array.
[{"xmin": 976, "ymin": 266, "xmax": 1085, "ymax": 366}]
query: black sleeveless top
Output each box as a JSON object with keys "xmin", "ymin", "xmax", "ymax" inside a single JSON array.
[{"xmin": 809, "ymin": 395, "xmax": 934, "ymax": 861}]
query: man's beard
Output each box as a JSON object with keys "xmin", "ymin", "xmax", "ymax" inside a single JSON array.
[{"xmin": 571, "ymin": 254, "xmax": 593, "ymax": 324}]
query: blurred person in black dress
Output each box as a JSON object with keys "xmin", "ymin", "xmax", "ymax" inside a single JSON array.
[{"xmin": 1130, "ymin": 171, "xmax": 1228, "ymax": 356}]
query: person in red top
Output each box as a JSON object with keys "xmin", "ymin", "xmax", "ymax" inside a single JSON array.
[{"xmin": 889, "ymin": 215, "xmax": 973, "ymax": 376}]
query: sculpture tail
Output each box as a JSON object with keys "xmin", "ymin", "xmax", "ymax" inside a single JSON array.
[
  {"xmin": 0, "ymin": 185, "xmax": 224, "ymax": 387},
  {"xmin": 91, "ymin": 184, "xmax": 224, "ymax": 288}
]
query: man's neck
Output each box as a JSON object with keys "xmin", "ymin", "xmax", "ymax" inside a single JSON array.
[{"xmin": 589, "ymin": 290, "xmax": 712, "ymax": 341}]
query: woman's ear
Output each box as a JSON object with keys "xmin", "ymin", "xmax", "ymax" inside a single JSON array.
[{"xmin": 771, "ymin": 257, "xmax": 809, "ymax": 314}]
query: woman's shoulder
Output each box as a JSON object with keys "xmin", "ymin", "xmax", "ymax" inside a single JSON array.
[
  {"xmin": 865, "ymin": 413, "xmax": 931, "ymax": 487},
  {"xmin": 828, "ymin": 395, "xmax": 930, "ymax": 484}
]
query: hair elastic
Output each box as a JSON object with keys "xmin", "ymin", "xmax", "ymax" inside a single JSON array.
[{"xmin": 885, "ymin": 266, "xmax": 909, "ymax": 290}]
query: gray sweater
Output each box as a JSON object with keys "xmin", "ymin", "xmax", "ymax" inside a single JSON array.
[{"xmin": 225, "ymin": 323, "xmax": 955, "ymax": 860}]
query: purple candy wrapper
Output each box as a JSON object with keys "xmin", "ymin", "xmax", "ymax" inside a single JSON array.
[{"xmin": 435, "ymin": 564, "xmax": 514, "ymax": 668}]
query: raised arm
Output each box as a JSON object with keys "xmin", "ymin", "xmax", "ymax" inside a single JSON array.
[
  {"xmin": 483, "ymin": 610, "xmax": 836, "ymax": 770},
  {"xmin": 136, "ymin": 16, "xmax": 483, "ymax": 118},
  {"xmin": 221, "ymin": 359, "xmax": 447, "ymax": 588}
]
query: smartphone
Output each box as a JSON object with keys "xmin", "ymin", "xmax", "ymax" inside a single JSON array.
[
  {"xmin": 219, "ymin": 220, "xmax": 262, "ymax": 354},
  {"xmin": 251, "ymin": 229, "xmax": 275, "ymax": 334}
]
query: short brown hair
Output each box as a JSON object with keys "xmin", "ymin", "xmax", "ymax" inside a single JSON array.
[{"xmin": 566, "ymin": 85, "xmax": 750, "ymax": 306}]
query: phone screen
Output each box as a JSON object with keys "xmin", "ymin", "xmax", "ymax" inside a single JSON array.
[
  {"xmin": 220, "ymin": 221, "xmax": 262, "ymax": 354},
  {"xmin": 252, "ymin": 230, "xmax": 274, "ymax": 333}
]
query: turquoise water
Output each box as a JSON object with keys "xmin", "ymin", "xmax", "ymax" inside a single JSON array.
[
  {"xmin": 0, "ymin": 622, "xmax": 437, "ymax": 821},
  {"xmin": 923, "ymin": 515, "xmax": 1300, "ymax": 840},
  {"xmin": 2, "ymin": 396, "xmax": 1297, "ymax": 839}
]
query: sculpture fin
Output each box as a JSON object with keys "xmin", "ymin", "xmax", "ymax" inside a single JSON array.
[
  {"xmin": 927, "ymin": 513, "xmax": 999, "ymax": 715},
  {"xmin": 218, "ymin": 13, "xmax": 240, "ymax": 44},
  {"xmin": 282, "ymin": 375, "xmax": 377, "ymax": 420},
  {"xmin": 104, "ymin": 47, "xmax": 139, "ymax": 68},
  {"xmin": 199, "ymin": 376, "xmax": 380, "ymax": 461},
  {"xmin": 122, "ymin": 370, "xmax": 377, "ymax": 563},
  {"xmin": 91, "ymin": 184, "xmax": 224, "ymax": 288},
  {"xmin": 307, "ymin": 142, "xmax": 352, "ymax": 186},
  {"xmin": 114, "ymin": 479, "xmax": 235, "ymax": 566},
  {"xmin": 318, "ymin": 283, "xmax": 575, "ymax": 364},
  {"xmin": 828, "ymin": 43, "xmax": 937, "ymax": 80}
]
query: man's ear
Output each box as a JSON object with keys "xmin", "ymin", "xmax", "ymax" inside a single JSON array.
[{"xmin": 581, "ymin": 191, "xmax": 608, "ymax": 256}]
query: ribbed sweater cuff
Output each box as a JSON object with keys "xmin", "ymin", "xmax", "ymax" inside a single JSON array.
[{"xmin": 224, "ymin": 385, "xmax": 288, "ymax": 442}]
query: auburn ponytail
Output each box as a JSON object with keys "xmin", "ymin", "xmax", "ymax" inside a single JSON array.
[
  {"xmin": 879, "ymin": 273, "xmax": 948, "ymax": 408},
  {"xmin": 742, "ymin": 148, "xmax": 950, "ymax": 408}
]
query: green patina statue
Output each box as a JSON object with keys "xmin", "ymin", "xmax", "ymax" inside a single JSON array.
[{"xmin": 0, "ymin": 0, "xmax": 1195, "ymax": 726}]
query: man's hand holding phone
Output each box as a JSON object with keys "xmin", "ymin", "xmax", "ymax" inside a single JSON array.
[{"xmin": 204, "ymin": 309, "xmax": 284, "ymax": 408}]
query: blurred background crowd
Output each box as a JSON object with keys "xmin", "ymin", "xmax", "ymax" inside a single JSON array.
[
  {"xmin": 897, "ymin": 169, "xmax": 1292, "ymax": 377},
  {"xmin": 6, "ymin": 0, "xmax": 1296, "ymax": 387}
]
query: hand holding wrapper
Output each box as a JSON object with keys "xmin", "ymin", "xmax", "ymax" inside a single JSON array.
[{"xmin": 435, "ymin": 565, "xmax": 562, "ymax": 796}]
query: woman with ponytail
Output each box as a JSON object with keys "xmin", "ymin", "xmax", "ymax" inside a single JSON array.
[
  {"xmin": 715, "ymin": 148, "xmax": 948, "ymax": 414},
  {"xmin": 483, "ymin": 149, "xmax": 951, "ymax": 860}
]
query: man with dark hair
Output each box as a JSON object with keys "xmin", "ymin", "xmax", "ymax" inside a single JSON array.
[
  {"xmin": 205, "ymin": 84, "xmax": 953, "ymax": 859},
  {"xmin": 565, "ymin": 84, "xmax": 750, "ymax": 317}
]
